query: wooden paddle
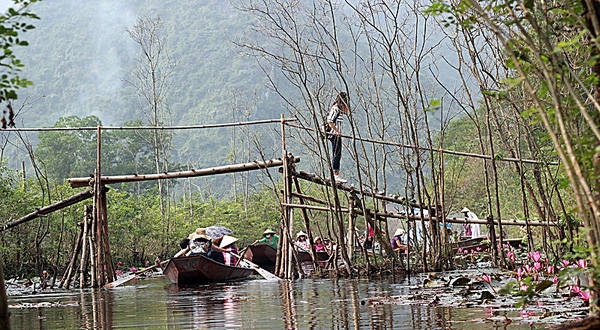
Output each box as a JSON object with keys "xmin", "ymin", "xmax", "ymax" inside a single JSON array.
[
  {"xmin": 229, "ymin": 251, "xmax": 279, "ymax": 281},
  {"xmin": 104, "ymin": 259, "xmax": 169, "ymax": 288}
]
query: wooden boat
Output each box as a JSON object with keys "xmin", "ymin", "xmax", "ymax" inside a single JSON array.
[
  {"xmin": 452, "ymin": 236, "xmax": 489, "ymax": 253},
  {"xmin": 163, "ymin": 254, "xmax": 255, "ymax": 285},
  {"xmin": 296, "ymin": 250, "xmax": 330, "ymax": 266},
  {"xmin": 242, "ymin": 244, "xmax": 277, "ymax": 272}
]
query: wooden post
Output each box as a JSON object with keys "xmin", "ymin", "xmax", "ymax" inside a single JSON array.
[
  {"xmin": 93, "ymin": 125, "xmax": 103, "ymax": 287},
  {"xmin": 0, "ymin": 257, "xmax": 8, "ymax": 330},
  {"xmin": 347, "ymin": 195, "xmax": 356, "ymax": 260},
  {"xmin": 100, "ymin": 189, "xmax": 115, "ymax": 283},
  {"xmin": 79, "ymin": 205, "xmax": 91, "ymax": 288},
  {"xmin": 60, "ymin": 221, "xmax": 84, "ymax": 289},
  {"xmin": 280, "ymin": 114, "xmax": 291, "ymax": 278}
]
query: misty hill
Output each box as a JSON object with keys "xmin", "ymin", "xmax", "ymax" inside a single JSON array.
[{"xmin": 11, "ymin": 0, "xmax": 284, "ymax": 171}]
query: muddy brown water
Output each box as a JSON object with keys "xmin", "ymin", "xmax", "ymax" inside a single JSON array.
[{"xmin": 7, "ymin": 274, "xmax": 568, "ymax": 329}]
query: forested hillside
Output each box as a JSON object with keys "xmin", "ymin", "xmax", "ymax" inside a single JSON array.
[{"xmin": 7, "ymin": 0, "xmax": 284, "ymax": 173}]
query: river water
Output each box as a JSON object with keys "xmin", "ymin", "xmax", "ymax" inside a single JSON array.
[{"xmin": 8, "ymin": 274, "xmax": 551, "ymax": 329}]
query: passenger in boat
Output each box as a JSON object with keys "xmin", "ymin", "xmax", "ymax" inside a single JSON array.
[
  {"xmin": 461, "ymin": 207, "xmax": 481, "ymax": 238},
  {"xmin": 173, "ymin": 237, "xmax": 191, "ymax": 258},
  {"xmin": 326, "ymin": 91, "xmax": 350, "ymax": 183},
  {"xmin": 391, "ymin": 228, "xmax": 408, "ymax": 253},
  {"xmin": 364, "ymin": 234, "xmax": 374, "ymax": 250},
  {"xmin": 294, "ymin": 231, "xmax": 310, "ymax": 252},
  {"xmin": 187, "ymin": 229, "xmax": 225, "ymax": 264},
  {"xmin": 253, "ymin": 229, "xmax": 279, "ymax": 249},
  {"xmin": 220, "ymin": 235, "xmax": 239, "ymax": 266},
  {"xmin": 313, "ymin": 237, "xmax": 326, "ymax": 252}
]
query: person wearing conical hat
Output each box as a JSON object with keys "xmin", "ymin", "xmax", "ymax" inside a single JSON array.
[
  {"xmin": 391, "ymin": 228, "xmax": 407, "ymax": 252},
  {"xmin": 253, "ymin": 229, "xmax": 279, "ymax": 249},
  {"xmin": 313, "ymin": 236, "xmax": 326, "ymax": 252},
  {"xmin": 220, "ymin": 235, "xmax": 239, "ymax": 266},
  {"xmin": 294, "ymin": 231, "xmax": 310, "ymax": 252},
  {"xmin": 461, "ymin": 208, "xmax": 481, "ymax": 239}
]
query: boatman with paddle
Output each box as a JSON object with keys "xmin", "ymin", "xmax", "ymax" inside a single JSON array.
[{"xmin": 253, "ymin": 229, "xmax": 279, "ymax": 249}]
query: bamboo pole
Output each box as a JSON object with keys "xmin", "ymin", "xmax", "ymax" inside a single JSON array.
[
  {"xmin": 280, "ymin": 114, "xmax": 292, "ymax": 279},
  {"xmin": 100, "ymin": 190, "xmax": 115, "ymax": 283},
  {"xmin": 60, "ymin": 221, "xmax": 84, "ymax": 289},
  {"xmin": 0, "ymin": 189, "xmax": 94, "ymax": 232},
  {"xmin": 3, "ymin": 118, "xmax": 297, "ymax": 133},
  {"xmin": 79, "ymin": 206, "xmax": 91, "ymax": 288},
  {"xmin": 68, "ymin": 157, "xmax": 301, "ymax": 188},
  {"xmin": 94, "ymin": 126, "xmax": 103, "ymax": 287},
  {"xmin": 280, "ymin": 203, "xmax": 560, "ymax": 227},
  {"xmin": 286, "ymin": 123, "xmax": 559, "ymax": 166}
]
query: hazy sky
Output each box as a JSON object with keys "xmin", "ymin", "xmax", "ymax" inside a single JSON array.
[{"xmin": 0, "ymin": 0, "xmax": 10, "ymax": 13}]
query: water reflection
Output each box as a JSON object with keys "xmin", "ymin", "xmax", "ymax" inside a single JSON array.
[
  {"xmin": 165, "ymin": 283, "xmax": 242, "ymax": 328},
  {"xmin": 8, "ymin": 276, "xmax": 549, "ymax": 329}
]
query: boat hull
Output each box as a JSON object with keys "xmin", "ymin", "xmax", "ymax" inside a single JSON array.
[
  {"xmin": 297, "ymin": 251, "xmax": 330, "ymax": 265},
  {"xmin": 243, "ymin": 244, "xmax": 277, "ymax": 272},
  {"xmin": 164, "ymin": 254, "xmax": 255, "ymax": 285}
]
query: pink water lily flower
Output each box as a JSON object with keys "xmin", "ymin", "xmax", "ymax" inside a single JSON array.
[
  {"xmin": 507, "ymin": 251, "xmax": 516, "ymax": 263},
  {"xmin": 534, "ymin": 262, "xmax": 541, "ymax": 270},
  {"xmin": 532, "ymin": 251, "xmax": 541, "ymax": 262},
  {"xmin": 482, "ymin": 275, "xmax": 491, "ymax": 284},
  {"xmin": 577, "ymin": 259, "xmax": 587, "ymax": 269},
  {"xmin": 517, "ymin": 268, "xmax": 523, "ymax": 281},
  {"xmin": 129, "ymin": 267, "xmax": 137, "ymax": 272},
  {"xmin": 520, "ymin": 282, "xmax": 529, "ymax": 292},
  {"xmin": 562, "ymin": 260, "xmax": 570, "ymax": 268},
  {"xmin": 547, "ymin": 265, "xmax": 555, "ymax": 274},
  {"xmin": 553, "ymin": 275, "xmax": 559, "ymax": 284},
  {"xmin": 579, "ymin": 290, "xmax": 590, "ymax": 301}
]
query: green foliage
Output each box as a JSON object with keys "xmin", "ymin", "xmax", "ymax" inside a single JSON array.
[
  {"xmin": 0, "ymin": 0, "xmax": 39, "ymax": 103},
  {"xmin": 36, "ymin": 116, "xmax": 160, "ymax": 189}
]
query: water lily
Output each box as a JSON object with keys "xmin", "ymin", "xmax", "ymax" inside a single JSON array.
[
  {"xmin": 520, "ymin": 282, "xmax": 529, "ymax": 292},
  {"xmin": 533, "ymin": 262, "xmax": 541, "ymax": 271},
  {"xmin": 507, "ymin": 251, "xmax": 516, "ymax": 263},
  {"xmin": 517, "ymin": 268, "xmax": 523, "ymax": 281},
  {"xmin": 553, "ymin": 275, "xmax": 559, "ymax": 284},
  {"xmin": 571, "ymin": 285, "xmax": 581, "ymax": 294},
  {"xmin": 562, "ymin": 260, "xmax": 570, "ymax": 268},
  {"xmin": 116, "ymin": 269, "xmax": 123, "ymax": 275},
  {"xmin": 547, "ymin": 265, "xmax": 554, "ymax": 274},
  {"xmin": 482, "ymin": 274, "xmax": 491, "ymax": 284},
  {"xmin": 577, "ymin": 259, "xmax": 587, "ymax": 269},
  {"xmin": 524, "ymin": 264, "xmax": 532, "ymax": 274},
  {"xmin": 129, "ymin": 267, "xmax": 137, "ymax": 272},
  {"xmin": 532, "ymin": 251, "xmax": 541, "ymax": 262},
  {"xmin": 579, "ymin": 290, "xmax": 590, "ymax": 301}
]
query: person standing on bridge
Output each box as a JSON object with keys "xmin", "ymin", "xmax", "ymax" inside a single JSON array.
[{"xmin": 326, "ymin": 91, "xmax": 350, "ymax": 184}]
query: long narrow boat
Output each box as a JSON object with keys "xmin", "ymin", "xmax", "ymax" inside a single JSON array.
[
  {"xmin": 163, "ymin": 254, "xmax": 255, "ymax": 285},
  {"xmin": 297, "ymin": 250, "xmax": 330, "ymax": 266},
  {"xmin": 242, "ymin": 244, "xmax": 277, "ymax": 272}
]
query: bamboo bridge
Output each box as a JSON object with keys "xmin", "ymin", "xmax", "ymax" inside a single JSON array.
[{"xmin": 1, "ymin": 116, "xmax": 567, "ymax": 287}]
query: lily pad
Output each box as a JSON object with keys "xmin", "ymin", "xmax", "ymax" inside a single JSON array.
[
  {"xmin": 534, "ymin": 280, "xmax": 553, "ymax": 293},
  {"xmin": 480, "ymin": 290, "xmax": 495, "ymax": 301},
  {"xmin": 451, "ymin": 276, "xmax": 471, "ymax": 287}
]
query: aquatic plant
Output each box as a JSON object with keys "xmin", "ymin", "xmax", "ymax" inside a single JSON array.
[{"xmin": 494, "ymin": 250, "xmax": 590, "ymax": 308}]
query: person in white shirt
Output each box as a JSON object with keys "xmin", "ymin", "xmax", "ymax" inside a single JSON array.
[
  {"xmin": 326, "ymin": 91, "xmax": 350, "ymax": 183},
  {"xmin": 461, "ymin": 207, "xmax": 481, "ymax": 238}
]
